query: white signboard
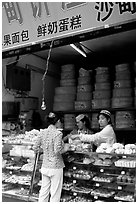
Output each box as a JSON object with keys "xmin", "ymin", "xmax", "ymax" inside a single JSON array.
[{"xmin": 2, "ymin": 2, "xmax": 136, "ymax": 51}]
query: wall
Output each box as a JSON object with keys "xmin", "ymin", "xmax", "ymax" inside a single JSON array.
[{"xmin": 2, "ymin": 54, "xmax": 60, "ymax": 121}]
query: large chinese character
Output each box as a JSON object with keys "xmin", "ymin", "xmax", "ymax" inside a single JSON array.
[
  {"xmin": 116, "ymin": 2, "xmax": 136, "ymax": 14},
  {"xmin": 48, "ymin": 22, "xmax": 58, "ymax": 34},
  {"xmin": 70, "ymin": 15, "xmax": 82, "ymax": 30},
  {"xmin": 59, "ymin": 18, "xmax": 69, "ymax": 32},
  {"xmin": 12, "ymin": 32, "xmax": 20, "ymax": 44},
  {"xmin": 21, "ymin": 30, "xmax": 29, "ymax": 42},
  {"xmin": 3, "ymin": 34, "xmax": 11, "ymax": 46},
  {"xmin": 37, "ymin": 24, "xmax": 47, "ymax": 37},
  {"xmin": 2, "ymin": 2, "xmax": 23, "ymax": 24},
  {"xmin": 95, "ymin": 2, "xmax": 114, "ymax": 22},
  {"xmin": 62, "ymin": 2, "xmax": 86, "ymax": 10},
  {"xmin": 31, "ymin": 2, "xmax": 41, "ymax": 18}
]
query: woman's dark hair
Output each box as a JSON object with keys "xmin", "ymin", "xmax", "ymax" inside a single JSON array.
[
  {"xmin": 80, "ymin": 115, "xmax": 91, "ymax": 129},
  {"xmin": 46, "ymin": 112, "xmax": 63, "ymax": 126},
  {"xmin": 97, "ymin": 113, "xmax": 112, "ymax": 125}
]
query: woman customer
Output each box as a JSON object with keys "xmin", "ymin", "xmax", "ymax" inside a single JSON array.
[
  {"xmin": 70, "ymin": 110, "xmax": 116, "ymax": 147},
  {"xmin": 33, "ymin": 112, "xmax": 69, "ymax": 202}
]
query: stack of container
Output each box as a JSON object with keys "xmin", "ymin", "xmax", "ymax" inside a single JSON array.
[
  {"xmin": 53, "ymin": 64, "xmax": 76, "ymax": 111},
  {"xmin": 92, "ymin": 67, "xmax": 111, "ymax": 109},
  {"xmin": 115, "ymin": 110, "xmax": 136, "ymax": 129},
  {"xmin": 75, "ymin": 68, "xmax": 92, "ymax": 111},
  {"xmin": 112, "ymin": 63, "xmax": 133, "ymax": 108},
  {"xmin": 64, "ymin": 114, "xmax": 76, "ymax": 130},
  {"xmin": 112, "ymin": 63, "xmax": 135, "ymax": 129}
]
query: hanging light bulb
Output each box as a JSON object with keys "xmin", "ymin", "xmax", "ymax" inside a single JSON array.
[
  {"xmin": 41, "ymin": 98, "xmax": 46, "ymax": 110},
  {"xmin": 41, "ymin": 40, "xmax": 53, "ymax": 111}
]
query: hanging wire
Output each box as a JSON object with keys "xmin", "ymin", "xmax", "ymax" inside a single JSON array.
[{"xmin": 41, "ymin": 40, "xmax": 53, "ymax": 101}]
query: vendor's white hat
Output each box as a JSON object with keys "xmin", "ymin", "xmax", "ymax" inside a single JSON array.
[
  {"xmin": 76, "ymin": 114, "xmax": 85, "ymax": 122},
  {"xmin": 99, "ymin": 110, "xmax": 111, "ymax": 117}
]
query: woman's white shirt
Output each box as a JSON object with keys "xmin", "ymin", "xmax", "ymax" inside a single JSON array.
[{"xmin": 80, "ymin": 124, "xmax": 116, "ymax": 147}]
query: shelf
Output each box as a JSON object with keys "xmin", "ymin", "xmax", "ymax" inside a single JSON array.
[
  {"xmin": 55, "ymin": 107, "xmax": 136, "ymax": 114},
  {"xmin": 2, "ymin": 189, "xmax": 38, "ymax": 202},
  {"xmin": 69, "ymin": 150, "xmax": 136, "ymax": 158}
]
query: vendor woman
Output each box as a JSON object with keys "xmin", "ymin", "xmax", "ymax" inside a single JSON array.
[
  {"xmin": 63, "ymin": 114, "xmax": 93, "ymax": 143},
  {"xmin": 70, "ymin": 110, "xmax": 116, "ymax": 147}
]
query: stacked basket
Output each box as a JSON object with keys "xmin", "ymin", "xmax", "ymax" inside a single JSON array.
[
  {"xmin": 75, "ymin": 68, "xmax": 92, "ymax": 111},
  {"xmin": 112, "ymin": 63, "xmax": 133, "ymax": 108},
  {"xmin": 53, "ymin": 64, "xmax": 76, "ymax": 111},
  {"xmin": 92, "ymin": 67, "xmax": 111, "ymax": 109}
]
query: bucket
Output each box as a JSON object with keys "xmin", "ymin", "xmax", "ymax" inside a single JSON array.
[
  {"xmin": 77, "ymin": 85, "xmax": 92, "ymax": 92},
  {"xmin": 79, "ymin": 68, "xmax": 90, "ymax": 77},
  {"xmin": 93, "ymin": 90, "xmax": 111, "ymax": 99},
  {"xmin": 111, "ymin": 97, "xmax": 133, "ymax": 108},
  {"xmin": 96, "ymin": 67, "xmax": 109, "ymax": 75},
  {"xmin": 77, "ymin": 92, "xmax": 92, "ymax": 101},
  {"xmin": 64, "ymin": 114, "xmax": 76, "ymax": 130},
  {"xmin": 95, "ymin": 82, "xmax": 111, "ymax": 90},
  {"xmin": 91, "ymin": 113, "xmax": 99, "ymax": 128},
  {"xmin": 53, "ymin": 102, "xmax": 74, "ymax": 111},
  {"xmin": 114, "ymin": 80, "xmax": 131, "ymax": 88},
  {"xmin": 95, "ymin": 73, "xmax": 110, "ymax": 83},
  {"xmin": 60, "ymin": 79, "xmax": 76, "ymax": 87},
  {"xmin": 115, "ymin": 63, "xmax": 130, "ymax": 72},
  {"xmin": 75, "ymin": 101, "xmax": 91, "ymax": 110},
  {"xmin": 61, "ymin": 64, "xmax": 75, "ymax": 72},
  {"xmin": 115, "ymin": 70, "xmax": 131, "ymax": 80},
  {"xmin": 112, "ymin": 88, "xmax": 132, "ymax": 97},
  {"xmin": 115, "ymin": 111, "xmax": 136, "ymax": 128},
  {"xmin": 92, "ymin": 99, "xmax": 110, "ymax": 109},
  {"xmin": 55, "ymin": 87, "xmax": 76, "ymax": 95},
  {"xmin": 61, "ymin": 71, "xmax": 75, "ymax": 79},
  {"xmin": 54, "ymin": 94, "xmax": 76, "ymax": 102},
  {"xmin": 78, "ymin": 76, "xmax": 91, "ymax": 85}
]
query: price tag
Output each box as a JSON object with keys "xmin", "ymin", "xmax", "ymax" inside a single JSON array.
[
  {"xmin": 100, "ymin": 169, "xmax": 104, "ymax": 173},
  {"xmin": 118, "ymin": 186, "xmax": 122, "ymax": 190},
  {"xmin": 73, "ymin": 180, "xmax": 76, "ymax": 184},
  {"xmin": 121, "ymin": 171, "xmax": 125, "ymax": 175},
  {"xmin": 73, "ymin": 192, "xmax": 77, "ymax": 196},
  {"xmin": 73, "ymin": 166, "xmax": 76, "ymax": 170},
  {"xmin": 94, "ymin": 195, "xmax": 98, "ymax": 199},
  {"xmin": 96, "ymin": 183, "xmax": 100, "ymax": 187}
]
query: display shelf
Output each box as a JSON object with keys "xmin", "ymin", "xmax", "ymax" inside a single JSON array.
[
  {"xmin": 2, "ymin": 189, "xmax": 38, "ymax": 202},
  {"xmin": 62, "ymin": 150, "xmax": 136, "ymax": 202}
]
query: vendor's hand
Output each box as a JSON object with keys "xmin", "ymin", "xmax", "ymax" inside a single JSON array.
[
  {"xmin": 63, "ymin": 143, "xmax": 71, "ymax": 152},
  {"xmin": 70, "ymin": 134, "xmax": 80, "ymax": 140}
]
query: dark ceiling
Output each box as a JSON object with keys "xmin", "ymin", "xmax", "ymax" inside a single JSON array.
[{"xmin": 33, "ymin": 28, "xmax": 136, "ymax": 69}]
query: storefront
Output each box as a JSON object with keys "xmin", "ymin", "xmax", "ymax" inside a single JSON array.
[{"xmin": 2, "ymin": 2, "xmax": 136, "ymax": 202}]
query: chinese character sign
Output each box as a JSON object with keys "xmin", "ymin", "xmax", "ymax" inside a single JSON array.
[{"xmin": 2, "ymin": 2, "xmax": 136, "ymax": 51}]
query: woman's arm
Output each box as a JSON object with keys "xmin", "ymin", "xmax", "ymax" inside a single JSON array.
[{"xmin": 33, "ymin": 134, "xmax": 42, "ymax": 153}]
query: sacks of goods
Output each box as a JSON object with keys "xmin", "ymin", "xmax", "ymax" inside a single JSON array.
[
  {"xmin": 64, "ymin": 114, "xmax": 76, "ymax": 130},
  {"xmin": 112, "ymin": 63, "xmax": 133, "ymax": 108},
  {"xmin": 115, "ymin": 111, "xmax": 136, "ymax": 128},
  {"xmin": 53, "ymin": 64, "xmax": 77, "ymax": 111},
  {"xmin": 92, "ymin": 66, "xmax": 111, "ymax": 109},
  {"xmin": 75, "ymin": 68, "xmax": 92, "ymax": 111}
]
